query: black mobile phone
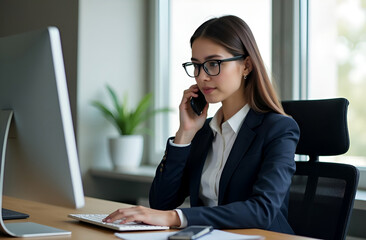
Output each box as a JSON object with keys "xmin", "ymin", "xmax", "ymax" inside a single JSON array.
[
  {"xmin": 190, "ymin": 90, "xmax": 207, "ymax": 116},
  {"xmin": 168, "ymin": 226, "xmax": 213, "ymax": 240}
]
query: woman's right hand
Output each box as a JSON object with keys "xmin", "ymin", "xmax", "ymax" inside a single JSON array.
[{"xmin": 174, "ymin": 84, "xmax": 208, "ymax": 144}]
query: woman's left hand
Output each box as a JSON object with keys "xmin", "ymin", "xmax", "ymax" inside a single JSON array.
[{"xmin": 103, "ymin": 206, "xmax": 181, "ymax": 227}]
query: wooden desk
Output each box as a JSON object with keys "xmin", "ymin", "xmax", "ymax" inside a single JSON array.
[{"xmin": 2, "ymin": 196, "xmax": 316, "ymax": 240}]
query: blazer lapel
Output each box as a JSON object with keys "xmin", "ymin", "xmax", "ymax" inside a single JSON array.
[
  {"xmin": 218, "ymin": 109, "xmax": 263, "ymax": 204},
  {"xmin": 189, "ymin": 122, "xmax": 213, "ymax": 206}
]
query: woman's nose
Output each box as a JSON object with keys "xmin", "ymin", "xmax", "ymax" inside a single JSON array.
[{"xmin": 196, "ymin": 68, "xmax": 211, "ymax": 82}]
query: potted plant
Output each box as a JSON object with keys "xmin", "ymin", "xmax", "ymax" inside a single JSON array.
[{"xmin": 92, "ymin": 85, "xmax": 170, "ymax": 170}]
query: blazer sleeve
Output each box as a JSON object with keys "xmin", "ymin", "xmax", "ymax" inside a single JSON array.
[
  {"xmin": 180, "ymin": 115, "xmax": 299, "ymax": 230},
  {"xmin": 149, "ymin": 138, "xmax": 191, "ymax": 210}
]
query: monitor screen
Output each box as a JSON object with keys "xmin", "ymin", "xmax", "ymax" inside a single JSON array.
[{"xmin": 0, "ymin": 27, "xmax": 84, "ymax": 209}]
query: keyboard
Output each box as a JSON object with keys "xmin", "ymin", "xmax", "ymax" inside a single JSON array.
[
  {"xmin": 2, "ymin": 208, "xmax": 29, "ymax": 220},
  {"xmin": 68, "ymin": 214, "xmax": 169, "ymax": 231}
]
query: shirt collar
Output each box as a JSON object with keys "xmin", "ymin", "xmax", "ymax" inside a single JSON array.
[{"xmin": 209, "ymin": 104, "xmax": 250, "ymax": 135}]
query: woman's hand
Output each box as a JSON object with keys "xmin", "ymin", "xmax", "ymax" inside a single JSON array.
[
  {"xmin": 174, "ymin": 84, "xmax": 208, "ymax": 144},
  {"xmin": 103, "ymin": 206, "xmax": 181, "ymax": 227}
]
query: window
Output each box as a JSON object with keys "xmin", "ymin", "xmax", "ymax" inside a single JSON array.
[
  {"xmin": 308, "ymin": 0, "xmax": 366, "ymax": 170},
  {"xmin": 306, "ymin": 0, "xmax": 366, "ymax": 189}
]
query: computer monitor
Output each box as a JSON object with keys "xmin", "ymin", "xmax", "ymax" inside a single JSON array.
[{"xmin": 0, "ymin": 27, "xmax": 84, "ymax": 237}]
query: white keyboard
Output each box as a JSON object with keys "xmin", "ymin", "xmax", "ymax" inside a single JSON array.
[{"xmin": 68, "ymin": 214, "xmax": 169, "ymax": 231}]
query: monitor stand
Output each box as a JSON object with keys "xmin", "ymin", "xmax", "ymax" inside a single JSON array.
[{"xmin": 0, "ymin": 110, "xmax": 71, "ymax": 237}]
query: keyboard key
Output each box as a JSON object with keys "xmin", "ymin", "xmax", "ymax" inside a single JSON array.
[{"xmin": 68, "ymin": 214, "xmax": 169, "ymax": 231}]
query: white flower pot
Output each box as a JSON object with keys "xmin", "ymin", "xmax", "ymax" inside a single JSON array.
[{"xmin": 108, "ymin": 135, "xmax": 143, "ymax": 170}]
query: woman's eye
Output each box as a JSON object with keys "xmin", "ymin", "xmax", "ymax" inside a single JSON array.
[{"xmin": 207, "ymin": 61, "xmax": 219, "ymax": 67}]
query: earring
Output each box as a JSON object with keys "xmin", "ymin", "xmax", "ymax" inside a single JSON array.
[{"xmin": 244, "ymin": 75, "xmax": 247, "ymax": 80}]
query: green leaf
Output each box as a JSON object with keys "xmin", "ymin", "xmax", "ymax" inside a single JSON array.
[
  {"xmin": 131, "ymin": 93, "xmax": 153, "ymax": 128},
  {"xmin": 91, "ymin": 85, "xmax": 172, "ymax": 135},
  {"xmin": 91, "ymin": 101, "xmax": 123, "ymax": 134},
  {"xmin": 106, "ymin": 85, "xmax": 122, "ymax": 116}
]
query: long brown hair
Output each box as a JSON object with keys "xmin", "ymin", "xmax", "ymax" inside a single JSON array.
[{"xmin": 190, "ymin": 15, "xmax": 286, "ymax": 115}]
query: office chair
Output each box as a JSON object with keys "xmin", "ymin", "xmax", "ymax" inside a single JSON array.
[{"xmin": 282, "ymin": 98, "xmax": 360, "ymax": 240}]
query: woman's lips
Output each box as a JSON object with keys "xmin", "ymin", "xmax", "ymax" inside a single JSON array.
[{"xmin": 202, "ymin": 87, "xmax": 216, "ymax": 95}]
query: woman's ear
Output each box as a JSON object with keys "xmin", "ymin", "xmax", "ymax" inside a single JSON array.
[{"xmin": 243, "ymin": 56, "xmax": 253, "ymax": 76}]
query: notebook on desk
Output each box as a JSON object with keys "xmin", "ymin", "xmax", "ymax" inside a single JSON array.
[{"xmin": 68, "ymin": 214, "xmax": 169, "ymax": 231}]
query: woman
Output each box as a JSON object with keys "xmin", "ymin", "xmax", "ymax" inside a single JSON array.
[{"xmin": 104, "ymin": 15, "xmax": 299, "ymax": 234}]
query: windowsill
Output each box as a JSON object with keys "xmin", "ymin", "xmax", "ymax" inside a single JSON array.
[
  {"xmin": 90, "ymin": 165, "xmax": 156, "ymax": 183},
  {"xmin": 90, "ymin": 166, "xmax": 366, "ymax": 210},
  {"xmin": 354, "ymin": 190, "xmax": 366, "ymax": 210}
]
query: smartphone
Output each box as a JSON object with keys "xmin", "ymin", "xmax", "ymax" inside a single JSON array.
[
  {"xmin": 168, "ymin": 226, "xmax": 213, "ymax": 240},
  {"xmin": 190, "ymin": 90, "xmax": 207, "ymax": 116}
]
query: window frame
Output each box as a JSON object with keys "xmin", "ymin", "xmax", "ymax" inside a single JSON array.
[{"xmin": 147, "ymin": 0, "xmax": 170, "ymax": 164}]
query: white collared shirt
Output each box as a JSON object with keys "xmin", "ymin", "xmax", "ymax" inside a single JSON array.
[
  {"xmin": 199, "ymin": 104, "xmax": 250, "ymax": 206},
  {"xmin": 171, "ymin": 104, "xmax": 250, "ymax": 227}
]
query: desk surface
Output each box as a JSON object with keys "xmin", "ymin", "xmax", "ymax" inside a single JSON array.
[{"xmin": 2, "ymin": 196, "xmax": 316, "ymax": 240}]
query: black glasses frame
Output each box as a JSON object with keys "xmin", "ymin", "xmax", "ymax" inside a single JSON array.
[{"xmin": 182, "ymin": 55, "xmax": 245, "ymax": 78}]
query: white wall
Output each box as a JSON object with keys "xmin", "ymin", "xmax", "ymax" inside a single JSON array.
[
  {"xmin": 0, "ymin": 0, "xmax": 79, "ymax": 128},
  {"xmin": 77, "ymin": 0, "xmax": 147, "ymax": 175}
]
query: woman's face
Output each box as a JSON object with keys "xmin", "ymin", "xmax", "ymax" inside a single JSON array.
[{"xmin": 191, "ymin": 37, "xmax": 246, "ymax": 106}]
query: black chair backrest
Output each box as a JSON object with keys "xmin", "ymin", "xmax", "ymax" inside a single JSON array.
[
  {"xmin": 282, "ymin": 98, "xmax": 350, "ymax": 161},
  {"xmin": 282, "ymin": 98, "xmax": 360, "ymax": 240}
]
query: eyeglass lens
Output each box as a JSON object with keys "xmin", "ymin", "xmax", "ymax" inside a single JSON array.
[{"xmin": 185, "ymin": 60, "xmax": 220, "ymax": 77}]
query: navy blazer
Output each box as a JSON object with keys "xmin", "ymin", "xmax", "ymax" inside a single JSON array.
[{"xmin": 149, "ymin": 109, "xmax": 300, "ymax": 234}]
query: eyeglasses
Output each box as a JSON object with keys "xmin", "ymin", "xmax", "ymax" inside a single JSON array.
[{"xmin": 182, "ymin": 55, "xmax": 245, "ymax": 78}]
